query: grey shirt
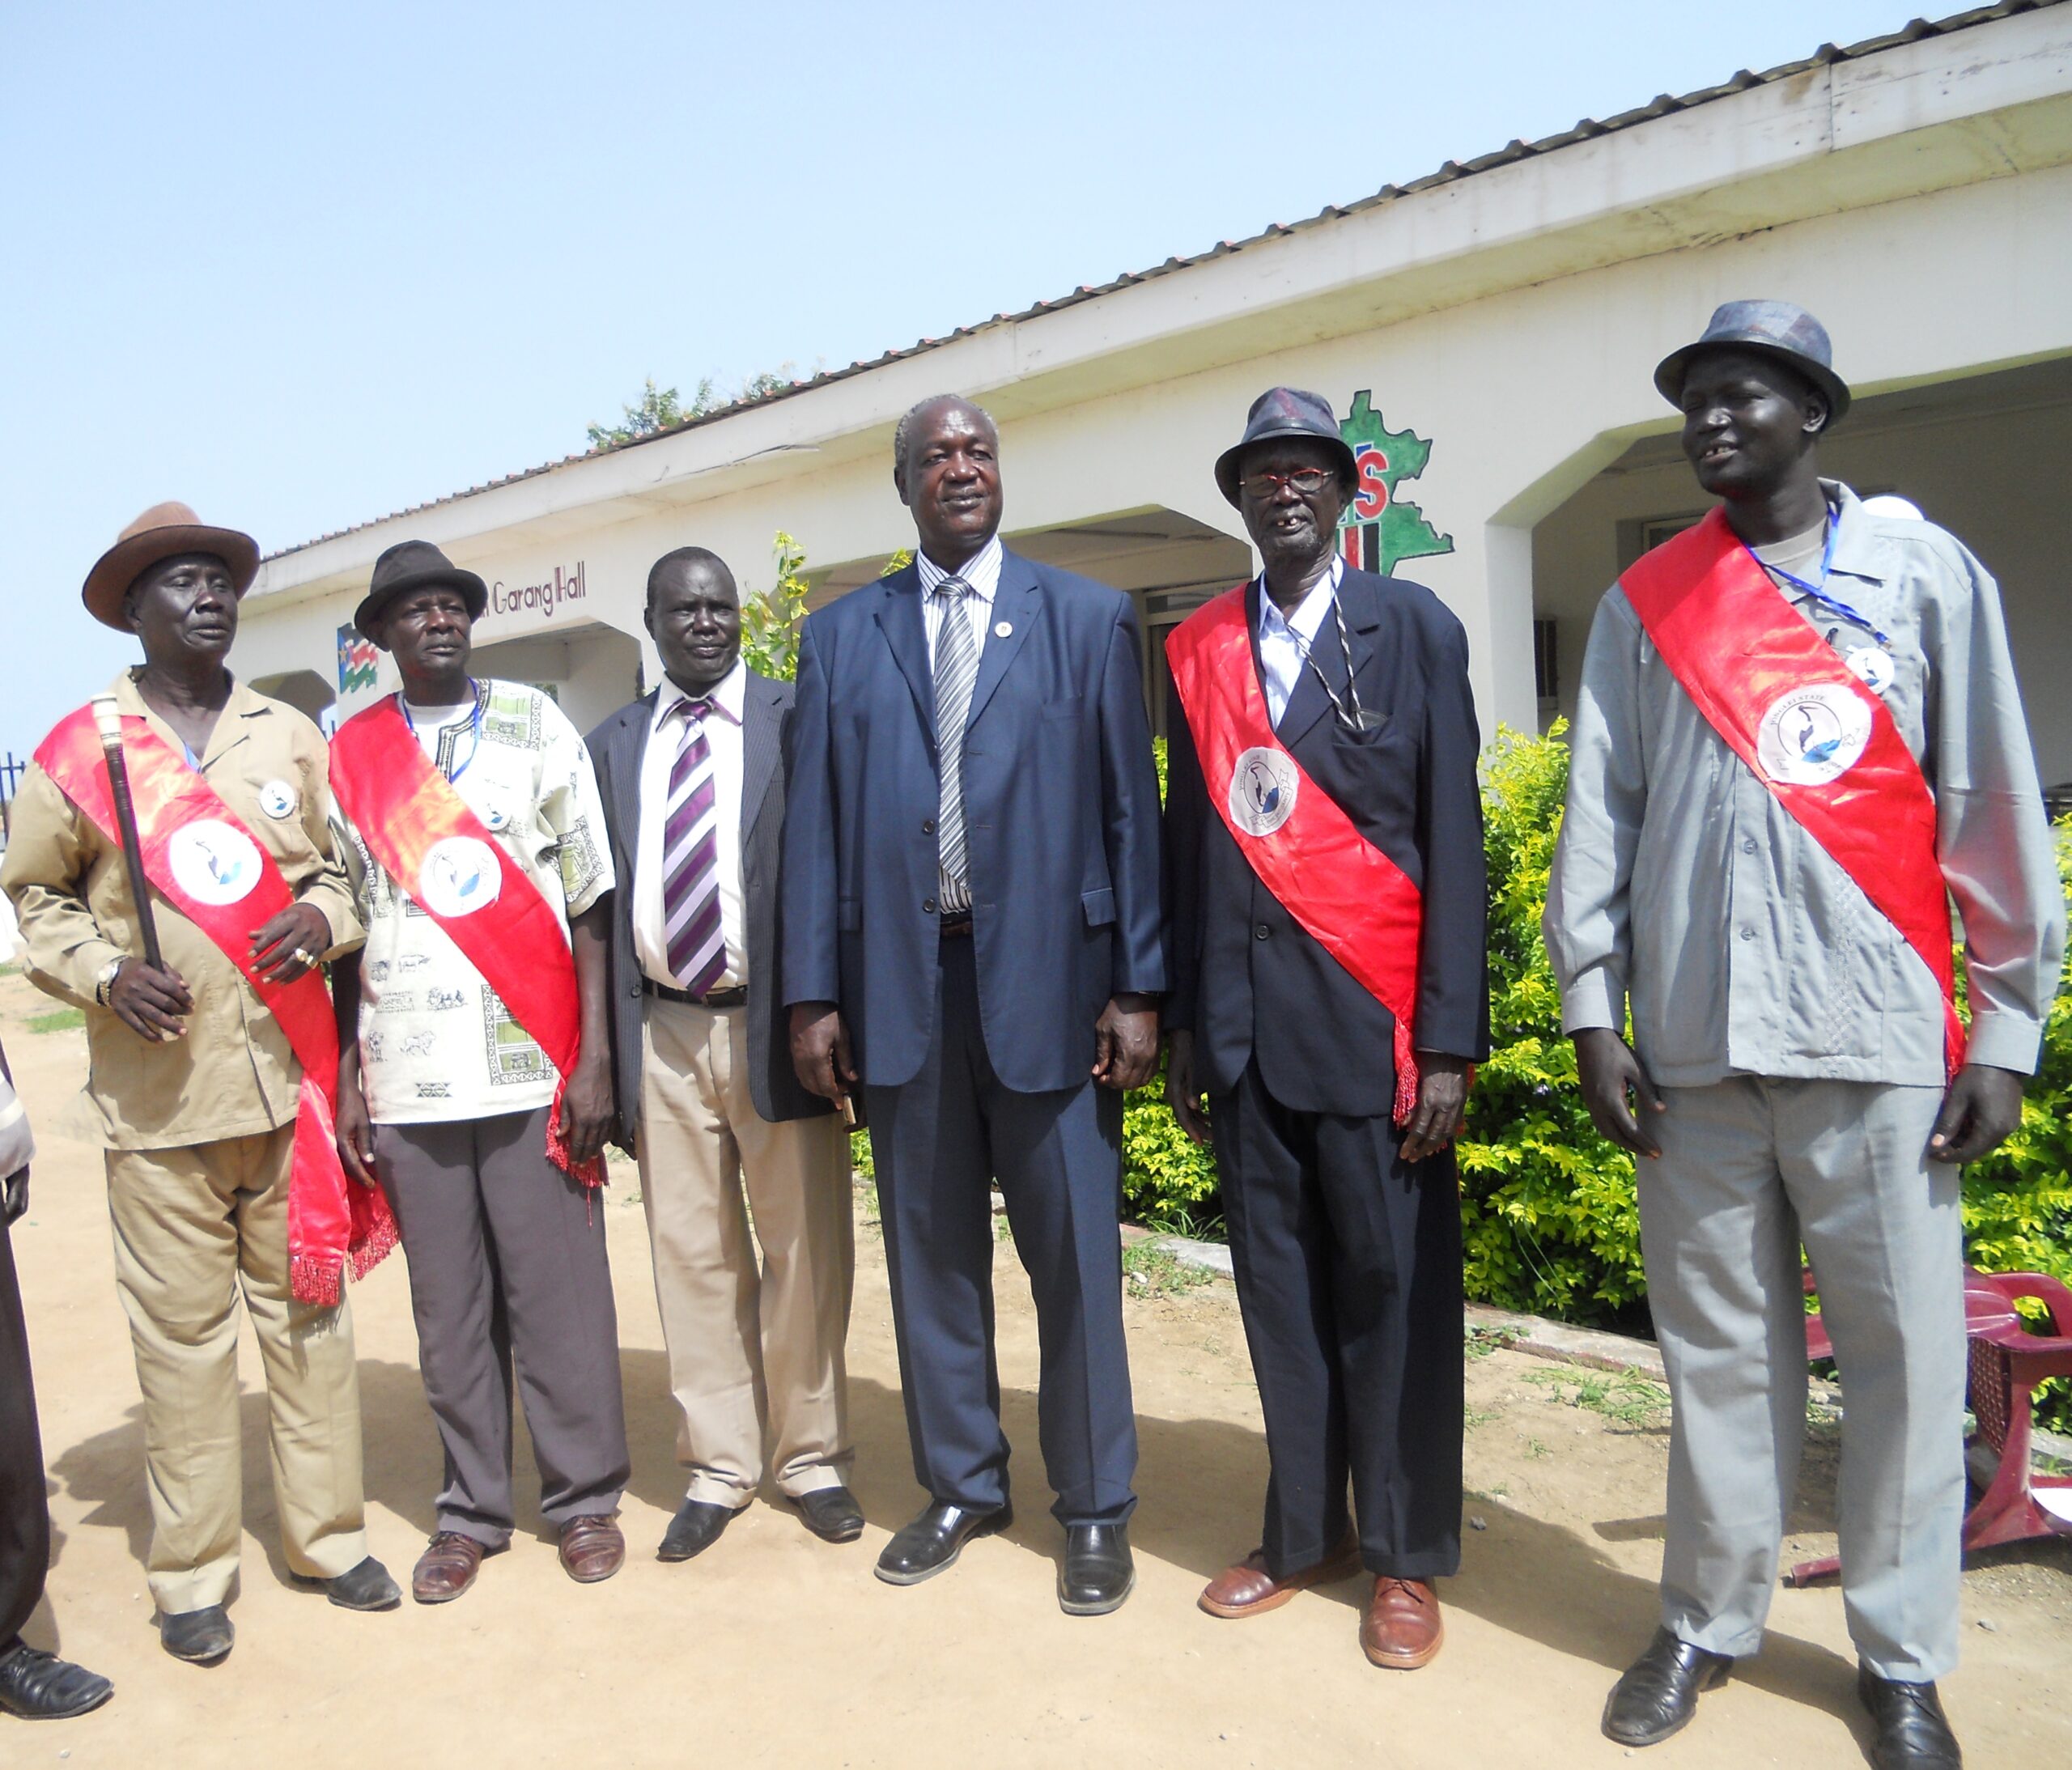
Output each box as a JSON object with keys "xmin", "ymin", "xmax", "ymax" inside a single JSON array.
[{"xmin": 1544, "ymin": 481, "xmax": 2064, "ymax": 1088}]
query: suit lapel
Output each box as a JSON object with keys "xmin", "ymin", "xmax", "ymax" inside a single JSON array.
[
  {"xmin": 611, "ymin": 694, "xmax": 656, "ymax": 868},
  {"xmin": 1272, "ymin": 568, "xmax": 1377, "ymax": 748},
  {"xmin": 740, "ymin": 673, "xmax": 782, "ymax": 838},
  {"xmin": 963, "ymin": 548, "xmax": 1039, "ymax": 732},
  {"xmin": 873, "ymin": 567, "xmax": 936, "ymax": 749}
]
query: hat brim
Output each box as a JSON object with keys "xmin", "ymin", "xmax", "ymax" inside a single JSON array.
[
  {"xmin": 83, "ymin": 524, "xmax": 261, "ymax": 630},
  {"xmin": 355, "ymin": 565, "xmax": 490, "ymax": 639},
  {"xmin": 1215, "ymin": 428, "xmax": 1361, "ymax": 508},
  {"xmin": 1653, "ymin": 339, "xmax": 1852, "ymax": 425}
]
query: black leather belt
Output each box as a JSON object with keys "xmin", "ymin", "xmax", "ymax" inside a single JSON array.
[
  {"xmin": 643, "ymin": 978, "xmax": 748, "ymax": 1009},
  {"xmin": 939, "ymin": 912, "xmax": 974, "ymax": 938}
]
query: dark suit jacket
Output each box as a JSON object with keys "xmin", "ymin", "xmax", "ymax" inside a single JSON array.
[
  {"xmin": 1164, "ymin": 568, "xmax": 1491, "ymax": 1118},
  {"xmin": 588, "ymin": 670, "xmax": 830, "ymax": 1150},
  {"xmin": 780, "ymin": 548, "xmax": 1166, "ymax": 1095}
]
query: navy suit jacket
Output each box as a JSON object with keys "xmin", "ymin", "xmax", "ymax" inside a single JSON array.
[
  {"xmin": 781, "ymin": 548, "xmax": 1166, "ymax": 1095},
  {"xmin": 588, "ymin": 672, "xmax": 830, "ymax": 1148},
  {"xmin": 1164, "ymin": 568, "xmax": 1491, "ymax": 1118}
]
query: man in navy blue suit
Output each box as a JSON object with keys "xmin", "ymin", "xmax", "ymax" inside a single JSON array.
[
  {"xmin": 781, "ymin": 393, "xmax": 1164, "ymax": 1614},
  {"xmin": 1165, "ymin": 388, "xmax": 1488, "ymax": 1671}
]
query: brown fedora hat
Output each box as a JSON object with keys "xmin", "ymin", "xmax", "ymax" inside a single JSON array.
[{"xmin": 83, "ymin": 501, "xmax": 261, "ymax": 630}]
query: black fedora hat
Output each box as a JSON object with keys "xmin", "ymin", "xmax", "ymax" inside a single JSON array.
[
  {"xmin": 1214, "ymin": 387, "xmax": 1360, "ymax": 507},
  {"xmin": 355, "ymin": 540, "xmax": 489, "ymax": 639},
  {"xmin": 1654, "ymin": 299, "xmax": 1852, "ymax": 423}
]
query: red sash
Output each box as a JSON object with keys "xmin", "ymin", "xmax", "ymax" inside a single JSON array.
[
  {"xmin": 1621, "ymin": 507, "xmax": 1964, "ymax": 1075},
  {"xmin": 329, "ymin": 698, "xmax": 604, "ymax": 1186},
  {"xmin": 1167, "ymin": 586, "xmax": 1429, "ymax": 1124},
  {"xmin": 34, "ymin": 707, "xmax": 397, "ymax": 1305}
]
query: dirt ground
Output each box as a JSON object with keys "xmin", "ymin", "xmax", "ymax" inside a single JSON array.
[{"xmin": 3, "ymin": 967, "xmax": 2067, "ymax": 1769}]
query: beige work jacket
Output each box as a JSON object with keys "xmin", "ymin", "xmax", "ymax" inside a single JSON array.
[{"xmin": 1, "ymin": 670, "xmax": 363, "ymax": 1151}]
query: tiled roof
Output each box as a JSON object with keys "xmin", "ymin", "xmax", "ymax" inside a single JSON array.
[{"xmin": 270, "ymin": 2, "xmax": 2058, "ymax": 561}]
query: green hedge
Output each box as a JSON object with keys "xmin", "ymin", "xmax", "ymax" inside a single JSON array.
[{"xmin": 1127, "ymin": 724, "xmax": 2072, "ymax": 1414}]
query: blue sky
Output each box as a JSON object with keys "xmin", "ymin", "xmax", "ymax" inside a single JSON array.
[{"xmin": 1, "ymin": 0, "xmax": 1938, "ymax": 756}]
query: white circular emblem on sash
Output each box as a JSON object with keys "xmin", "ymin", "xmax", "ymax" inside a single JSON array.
[
  {"xmin": 257, "ymin": 778, "xmax": 299, "ymax": 820},
  {"xmin": 168, "ymin": 820, "xmax": 263, "ymax": 906},
  {"xmin": 1756, "ymin": 683, "xmax": 1873, "ymax": 787},
  {"xmin": 418, "ymin": 836, "xmax": 502, "ymax": 919},
  {"xmin": 1228, "ymin": 746, "xmax": 1299, "ymax": 837}
]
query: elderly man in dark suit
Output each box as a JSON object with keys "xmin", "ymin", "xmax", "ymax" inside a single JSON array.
[
  {"xmin": 1165, "ymin": 388, "xmax": 1488, "ymax": 1671},
  {"xmin": 782, "ymin": 393, "xmax": 1164, "ymax": 1614},
  {"xmin": 589, "ymin": 547, "xmax": 857, "ymax": 1563}
]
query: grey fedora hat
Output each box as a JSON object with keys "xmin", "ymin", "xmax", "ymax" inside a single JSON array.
[
  {"xmin": 1214, "ymin": 386, "xmax": 1361, "ymax": 507},
  {"xmin": 355, "ymin": 539, "xmax": 490, "ymax": 639},
  {"xmin": 1654, "ymin": 299, "xmax": 1851, "ymax": 423}
]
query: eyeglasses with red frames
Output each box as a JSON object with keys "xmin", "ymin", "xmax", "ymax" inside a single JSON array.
[{"xmin": 1238, "ymin": 467, "xmax": 1340, "ymax": 499}]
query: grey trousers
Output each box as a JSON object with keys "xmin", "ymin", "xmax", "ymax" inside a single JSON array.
[
  {"xmin": 1640, "ymin": 1077, "xmax": 1965, "ymax": 1680},
  {"xmin": 375, "ymin": 1107, "xmax": 630, "ymax": 1547}
]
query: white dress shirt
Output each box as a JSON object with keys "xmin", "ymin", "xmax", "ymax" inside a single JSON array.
[
  {"xmin": 634, "ymin": 662, "xmax": 747, "ymax": 989},
  {"xmin": 1255, "ymin": 555, "xmax": 1344, "ymax": 727},
  {"xmin": 916, "ymin": 533, "xmax": 1004, "ymax": 668}
]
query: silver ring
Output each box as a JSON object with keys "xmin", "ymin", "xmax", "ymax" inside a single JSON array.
[{"xmin": 293, "ymin": 949, "xmax": 317, "ymax": 966}]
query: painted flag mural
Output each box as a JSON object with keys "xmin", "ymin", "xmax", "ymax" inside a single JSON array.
[
  {"xmin": 1338, "ymin": 391, "xmax": 1454, "ymax": 578},
  {"xmin": 337, "ymin": 625, "xmax": 380, "ymax": 693}
]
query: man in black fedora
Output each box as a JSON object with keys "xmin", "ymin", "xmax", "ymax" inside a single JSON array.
[
  {"xmin": 1546, "ymin": 301, "xmax": 2063, "ymax": 1764},
  {"xmin": 329, "ymin": 539, "xmax": 631, "ymax": 1605},
  {"xmin": 1164, "ymin": 388, "xmax": 1488, "ymax": 1670}
]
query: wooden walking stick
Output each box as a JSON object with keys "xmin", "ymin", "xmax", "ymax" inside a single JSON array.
[{"xmin": 89, "ymin": 694, "xmax": 165, "ymax": 974}]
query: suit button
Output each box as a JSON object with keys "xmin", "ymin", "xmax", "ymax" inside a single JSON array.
[
  {"xmin": 923, "ymin": 897, "xmax": 936, "ymax": 914},
  {"xmin": 1255, "ymin": 923, "xmax": 1271, "ymax": 941},
  {"xmin": 923, "ymin": 817, "xmax": 936, "ymax": 834}
]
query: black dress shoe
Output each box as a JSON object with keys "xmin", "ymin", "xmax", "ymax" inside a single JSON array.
[
  {"xmin": 1602, "ymin": 1628, "xmax": 1732, "ymax": 1746},
  {"xmin": 295, "ymin": 1555, "xmax": 401, "ymax": 1611},
  {"xmin": 795, "ymin": 1485, "xmax": 865, "ymax": 1544},
  {"xmin": 159, "ymin": 1605, "xmax": 235, "ymax": 1666},
  {"xmin": 0, "ymin": 1641, "xmax": 113, "ymax": 1720},
  {"xmin": 874, "ymin": 1500, "xmax": 1011, "ymax": 1586},
  {"xmin": 658, "ymin": 1498, "xmax": 737, "ymax": 1563},
  {"xmin": 1858, "ymin": 1665, "xmax": 1964, "ymax": 1768},
  {"xmin": 1059, "ymin": 1522, "xmax": 1135, "ymax": 1616}
]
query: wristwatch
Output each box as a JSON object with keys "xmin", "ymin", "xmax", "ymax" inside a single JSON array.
[{"xmin": 94, "ymin": 957, "xmax": 124, "ymax": 1006}]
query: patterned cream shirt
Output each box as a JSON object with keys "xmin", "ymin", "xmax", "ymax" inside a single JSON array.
[{"xmin": 336, "ymin": 679, "xmax": 614, "ymax": 1125}]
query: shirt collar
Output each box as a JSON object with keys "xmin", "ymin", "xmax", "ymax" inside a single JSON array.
[
  {"xmin": 1820, "ymin": 480, "xmax": 1887, "ymax": 585},
  {"xmin": 1255, "ymin": 555, "xmax": 1343, "ymax": 639},
  {"xmin": 915, "ymin": 533, "xmax": 1004, "ymax": 605},
  {"xmin": 655, "ymin": 659, "xmax": 745, "ymax": 728}
]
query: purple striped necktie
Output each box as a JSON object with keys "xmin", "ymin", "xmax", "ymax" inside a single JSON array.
[{"xmin": 661, "ymin": 695, "xmax": 727, "ymax": 994}]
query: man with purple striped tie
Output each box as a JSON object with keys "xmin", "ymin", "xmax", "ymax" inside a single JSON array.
[{"xmin": 589, "ymin": 549, "xmax": 856, "ymax": 1564}]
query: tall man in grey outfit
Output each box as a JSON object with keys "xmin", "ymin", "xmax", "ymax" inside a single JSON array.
[{"xmin": 1546, "ymin": 302, "xmax": 2064, "ymax": 1769}]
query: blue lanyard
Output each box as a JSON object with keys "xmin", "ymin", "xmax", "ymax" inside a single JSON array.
[
  {"xmin": 1747, "ymin": 510, "xmax": 1893, "ymax": 650},
  {"xmin": 401, "ymin": 687, "xmax": 482, "ymax": 783}
]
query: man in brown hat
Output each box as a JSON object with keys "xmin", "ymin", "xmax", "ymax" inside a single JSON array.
[
  {"xmin": 1546, "ymin": 302, "xmax": 2064, "ymax": 1765},
  {"xmin": 1164, "ymin": 388, "xmax": 1488, "ymax": 1672},
  {"xmin": 2, "ymin": 503, "xmax": 399, "ymax": 1667},
  {"xmin": 329, "ymin": 539, "xmax": 630, "ymax": 1604}
]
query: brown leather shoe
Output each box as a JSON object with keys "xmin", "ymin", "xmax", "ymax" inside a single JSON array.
[
  {"xmin": 412, "ymin": 1532, "xmax": 490, "ymax": 1605},
  {"xmin": 1199, "ymin": 1534, "xmax": 1363, "ymax": 1619},
  {"xmin": 1361, "ymin": 1577, "xmax": 1444, "ymax": 1670},
  {"xmin": 559, "ymin": 1513, "xmax": 626, "ymax": 1584}
]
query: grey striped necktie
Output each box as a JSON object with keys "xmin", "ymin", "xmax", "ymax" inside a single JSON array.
[{"xmin": 932, "ymin": 576, "xmax": 979, "ymax": 913}]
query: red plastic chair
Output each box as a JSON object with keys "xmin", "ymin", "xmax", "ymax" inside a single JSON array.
[{"xmin": 1788, "ymin": 1266, "xmax": 2072, "ymax": 1586}]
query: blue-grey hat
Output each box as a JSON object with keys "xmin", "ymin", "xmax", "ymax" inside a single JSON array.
[
  {"xmin": 1215, "ymin": 386, "xmax": 1361, "ymax": 507},
  {"xmin": 1654, "ymin": 299, "xmax": 1851, "ymax": 423}
]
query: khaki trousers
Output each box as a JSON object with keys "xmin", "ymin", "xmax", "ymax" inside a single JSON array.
[
  {"xmin": 637, "ymin": 995, "xmax": 854, "ymax": 1507},
  {"xmin": 106, "ymin": 1127, "xmax": 369, "ymax": 1613}
]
